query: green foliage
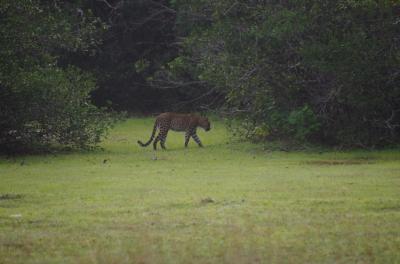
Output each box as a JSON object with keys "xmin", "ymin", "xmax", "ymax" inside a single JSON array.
[
  {"xmin": 174, "ymin": 0, "xmax": 400, "ymax": 147},
  {"xmin": 287, "ymin": 106, "xmax": 321, "ymax": 141},
  {"xmin": 0, "ymin": 0, "xmax": 116, "ymax": 153}
]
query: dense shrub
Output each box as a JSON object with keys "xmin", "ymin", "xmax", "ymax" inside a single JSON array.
[{"xmin": 0, "ymin": 67, "xmax": 115, "ymax": 152}]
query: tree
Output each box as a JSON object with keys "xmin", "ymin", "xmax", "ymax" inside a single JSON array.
[
  {"xmin": 172, "ymin": 0, "xmax": 400, "ymax": 147},
  {"xmin": 0, "ymin": 0, "xmax": 115, "ymax": 153}
]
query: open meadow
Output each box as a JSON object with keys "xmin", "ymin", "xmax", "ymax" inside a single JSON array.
[{"xmin": 0, "ymin": 118, "xmax": 399, "ymax": 263}]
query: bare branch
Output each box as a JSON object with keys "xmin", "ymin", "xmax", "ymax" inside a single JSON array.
[
  {"xmin": 96, "ymin": 0, "xmax": 117, "ymax": 10},
  {"xmin": 223, "ymin": 1, "xmax": 238, "ymax": 16},
  {"xmin": 133, "ymin": 9, "xmax": 169, "ymax": 27},
  {"xmin": 174, "ymin": 89, "xmax": 216, "ymax": 110},
  {"xmin": 150, "ymin": 80, "xmax": 206, "ymax": 89},
  {"xmin": 149, "ymin": 0, "xmax": 177, "ymax": 14},
  {"xmin": 238, "ymin": 67, "xmax": 257, "ymax": 82}
]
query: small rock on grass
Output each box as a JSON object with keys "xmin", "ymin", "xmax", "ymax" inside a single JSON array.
[
  {"xmin": 10, "ymin": 214, "xmax": 22, "ymax": 218},
  {"xmin": 201, "ymin": 197, "xmax": 215, "ymax": 204}
]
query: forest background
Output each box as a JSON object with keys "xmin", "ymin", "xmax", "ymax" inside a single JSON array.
[{"xmin": 1, "ymin": 0, "xmax": 399, "ymax": 153}]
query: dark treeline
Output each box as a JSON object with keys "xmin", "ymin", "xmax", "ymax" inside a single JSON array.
[
  {"xmin": 0, "ymin": 0, "xmax": 399, "ymax": 152},
  {"xmin": 65, "ymin": 0, "xmax": 217, "ymax": 112}
]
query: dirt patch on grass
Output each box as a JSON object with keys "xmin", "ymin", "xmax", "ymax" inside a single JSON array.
[
  {"xmin": 200, "ymin": 197, "xmax": 215, "ymax": 204},
  {"xmin": 373, "ymin": 205, "xmax": 400, "ymax": 212},
  {"xmin": 0, "ymin": 194, "xmax": 24, "ymax": 200},
  {"xmin": 2, "ymin": 242, "xmax": 26, "ymax": 249},
  {"xmin": 304, "ymin": 159, "xmax": 376, "ymax": 166}
]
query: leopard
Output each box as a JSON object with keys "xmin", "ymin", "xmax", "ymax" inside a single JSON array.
[{"xmin": 137, "ymin": 112, "xmax": 211, "ymax": 150}]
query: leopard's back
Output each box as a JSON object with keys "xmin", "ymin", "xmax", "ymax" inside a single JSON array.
[{"xmin": 158, "ymin": 113, "xmax": 193, "ymax": 132}]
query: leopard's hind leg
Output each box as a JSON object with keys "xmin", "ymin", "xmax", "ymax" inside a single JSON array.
[
  {"xmin": 160, "ymin": 130, "xmax": 168, "ymax": 150},
  {"xmin": 153, "ymin": 128, "xmax": 168, "ymax": 150},
  {"xmin": 184, "ymin": 130, "xmax": 191, "ymax": 147}
]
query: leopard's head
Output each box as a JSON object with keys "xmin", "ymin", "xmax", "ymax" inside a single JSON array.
[{"xmin": 199, "ymin": 117, "xmax": 211, "ymax": 131}]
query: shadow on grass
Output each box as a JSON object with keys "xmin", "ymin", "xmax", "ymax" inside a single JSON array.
[
  {"xmin": 0, "ymin": 194, "xmax": 24, "ymax": 200},
  {"xmin": 303, "ymin": 159, "xmax": 376, "ymax": 166}
]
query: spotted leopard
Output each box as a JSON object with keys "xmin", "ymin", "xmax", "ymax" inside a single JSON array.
[{"xmin": 137, "ymin": 112, "xmax": 211, "ymax": 150}]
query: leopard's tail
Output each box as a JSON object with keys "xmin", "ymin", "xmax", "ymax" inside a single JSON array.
[{"xmin": 137, "ymin": 122, "xmax": 158, "ymax": 147}]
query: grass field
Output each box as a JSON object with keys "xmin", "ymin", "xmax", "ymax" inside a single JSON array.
[{"xmin": 1, "ymin": 118, "xmax": 399, "ymax": 263}]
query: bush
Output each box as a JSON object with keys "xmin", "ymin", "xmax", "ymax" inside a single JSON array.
[{"xmin": 0, "ymin": 67, "xmax": 116, "ymax": 153}]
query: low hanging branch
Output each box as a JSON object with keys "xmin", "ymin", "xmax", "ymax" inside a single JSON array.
[
  {"xmin": 96, "ymin": 0, "xmax": 118, "ymax": 10},
  {"xmin": 149, "ymin": 80, "xmax": 207, "ymax": 89}
]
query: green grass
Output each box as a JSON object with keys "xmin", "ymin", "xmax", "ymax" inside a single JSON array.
[{"xmin": 1, "ymin": 118, "xmax": 400, "ymax": 263}]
